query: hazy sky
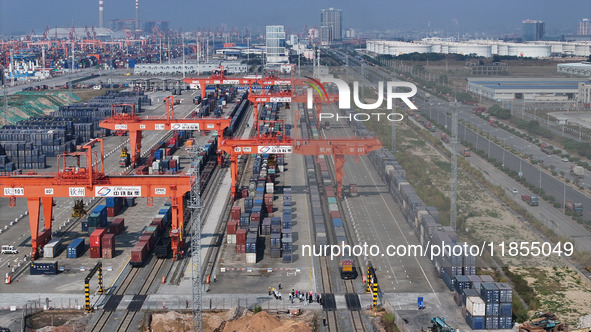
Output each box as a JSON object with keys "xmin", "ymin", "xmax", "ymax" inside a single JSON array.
[{"xmin": 0, "ymin": 0, "xmax": 589, "ymax": 36}]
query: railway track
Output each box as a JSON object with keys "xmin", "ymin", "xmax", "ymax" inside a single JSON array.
[
  {"xmin": 298, "ymin": 102, "xmax": 367, "ymax": 332},
  {"xmin": 168, "ymin": 101, "xmax": 254, "ymax": 285},
  {"xmin": 88, "ymin": 257, "xmax": 165, "ymax": 332}
]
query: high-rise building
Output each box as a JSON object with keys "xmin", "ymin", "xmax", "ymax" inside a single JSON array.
[
  {"xmin": 266, "ymin": 25, "xmax": 288, "ymax": 64},
  {"xmin": 579, "ymin": 18, "xmax": 591, "ymax": 35},
  {"xmin": 320, "ymin": 8, "xmax": 342, "ymax": 45},
  {"xmin": 522, "ymin": 20, "xmax": 545, "ymax": 41}
]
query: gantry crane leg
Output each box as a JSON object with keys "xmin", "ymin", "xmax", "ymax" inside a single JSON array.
[
  {"xmin": 170, "ymin": 194, "xmax": 185, "ymax": 260},
  {"xmin": 27, "ymin": 197, "xmax": 52, "ymax": 260},
  {"xmin": 334, "ymin": 155, "xmax": 345, "ymax": 199},
  {"xmin": 129, "ymin": 130, "xmax": 142, "ymax": 167}
]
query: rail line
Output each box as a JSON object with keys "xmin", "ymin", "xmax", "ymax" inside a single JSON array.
[{"xmin": 298, "ymin": 102, "xmax": 366, "ymax": 332}]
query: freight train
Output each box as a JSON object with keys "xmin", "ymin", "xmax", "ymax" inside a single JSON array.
[
  {"xmin": 301, "ymin": 106, "xmax": 358, "ymax": 280},
  {"xmin": 130, "ymin": 205, "xmax": 172, "ymax": 266}
]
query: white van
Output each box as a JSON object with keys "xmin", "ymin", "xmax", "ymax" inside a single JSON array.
[{"xmin": 1, "ymin": 245, "xmax": 18, "ymax": 254}]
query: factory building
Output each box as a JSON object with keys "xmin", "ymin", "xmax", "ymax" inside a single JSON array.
[
  {"xmin": 467, "ymin": 78, "xmax": 589, "ymax": 102},
  {"xmin": 557, "ymin": 62, "xmax": 591, "ymax": 76}
]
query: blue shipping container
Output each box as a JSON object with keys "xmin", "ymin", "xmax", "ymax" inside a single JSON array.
[
  {"xmin": 466, "ymin": 312, "xmax": 485, "ymax": 330},
  {"xmin": 499, "ymin": 302, "xmax": 512, "ymax": 316},
  {"xmin": 67, "ymin": 238, "xmax": 86, "ymax": 258},
  {"xmin": 30, "ymin": 261, "xmax": 58, "ymax": 275}
]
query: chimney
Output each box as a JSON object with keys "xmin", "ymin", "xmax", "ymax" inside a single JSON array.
[
  {"xmin": 135, "ymin": 0, "xmax": 139, "ymax": 31},
  {"xmin": 99, "ymin": 0, "xmax": 104, "ymax": 29}
]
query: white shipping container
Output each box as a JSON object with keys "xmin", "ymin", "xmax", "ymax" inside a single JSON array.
[
  {"xmin": 227, "ymin": 234, "xmax": 236, "ymax": 244},
  {"xmin": 278, "ymin": 165, "xmax": 284, "ymax": 172},
  {"xmin": 148, "ymin": 167, "xmax": 153, "ymax": 175},
  {"xmin": 466, "ymin": 296, "xmax": 486, "ymax": 316},
  {"xmin": 43, "ymin": 238, "xmax": 63, "ymax": 258},
  {"xmin": 266, "ymin": 183, "xmax": 274, "ymax": 194},
  {"xmin": 246, "ymin": 252, "xmax": 256, "ymax": 264}
]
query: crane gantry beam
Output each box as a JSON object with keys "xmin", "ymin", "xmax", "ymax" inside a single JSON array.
[
  {"xmin": 218, "ymin": 137, "xmax": 382, "ymax": 198},
  {"xmin": 0, "ymin": 138, "xmax": 191, "ymax": 260},
  {"xmin": 99, "ymin": 97, "xmax": 231, "ymax": 167},
  {"xmin": 182, "ymin": 66, "xmax": 292, "ymax": 100}
]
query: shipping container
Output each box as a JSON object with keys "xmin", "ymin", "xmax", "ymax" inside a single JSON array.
[
  {"xmin": 130, "ymin": 241, "xmax": 148, "ymax": 266},
  {"xmin": 43, "ymin": 238, "xmax": 63, "ymax": 258},
  {"xmin": 466, "ymin": 312, "xmax": 485, "ymax": 330},
  {"xmin": 480, "ymin": 282, "xmax": 500, "ymax": 303},
  {"xmin": 30, "ymin": 261, "xmax": 58, "ymax": 275},
  {"xmin": 66, "ymin": 238, "xmax": 85, "ymax": 258},
  {"xmin": 466, "ymin": 295, "xmax": 486, "ymax": 316}
]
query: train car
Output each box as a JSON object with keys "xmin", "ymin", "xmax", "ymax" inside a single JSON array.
[
  {"xmin": 130, "ymin": 241, "xmax": 148, "ymax": 267},
  {"xmin": 154, "ymin": 236, "xmax": 172, "ymax": 258}
]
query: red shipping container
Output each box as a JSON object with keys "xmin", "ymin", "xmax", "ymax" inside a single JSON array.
[
  {"xmin": 227, "ymin": 220, "xmax": 238, "ymax": 234},
  {"xmin": 236, "ymin": 229, "xmax": 247, "ymax": 245},
  {"xmin": 231, "ymin": 206, "xmax": 242, "ymax": 220},
  {"xmin": 130, "ymin": 242, "xmax": 147, "ymax": 265},
  {"xmin": 139, "ymin": 235, "xmax": 153, "ymax": 250},
  {"xmin": 37, "ymin": 228, "xmax": 52, "ymax": 247},
  {"xmin": 102, "ymin": 234, "xmax": 115, "ymax": 248},
  {"xmin": 265, "ymin": 201, "xmax": 273, "ymax": 214},
  {"xmin": 235, "ymin": 244, "xmax": 246, "ymax": 253},
  {"xmin": 90, "ymin": 228, "xmax": 107, "ymax": 247},
  {"xmin": 330, "ymin": 211, "xmax": 341, "ymax": 219},
  {"xmin": 110, "ymin": 218, "xmax": 125, "ymax": 235},
  {"xmin": 90, "ymin": 246, "xmax": 101, "ymax": 258},
  {"xmin": 250, "ymin": 213, "xmax": 261, "ymax": 223},
  {"xmin": 151, "ymin": 218, "xmax": 163, "ymax": 231},
  {"xmin": 102, "ymin": 248, "xmax": 113, "ymax": 259}
]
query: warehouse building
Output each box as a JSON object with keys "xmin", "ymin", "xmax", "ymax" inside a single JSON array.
[
  {"xmin": 467, "ymin": 78, "xmax": 590, "ymax": 101},
  {"xmin": 557, "ymin": 62, "xmax": 591, "ymax": 76}
]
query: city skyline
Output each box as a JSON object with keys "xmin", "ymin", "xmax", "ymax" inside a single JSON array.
[{"xmin": 1, "ymin": 0, "xmax": 591, "ymax": 36}]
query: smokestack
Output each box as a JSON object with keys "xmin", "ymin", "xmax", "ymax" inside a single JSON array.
[
  {"xmin": 99, "ymin": 0, "xmax": 104, "ymax": 29},
  {"xmin": 135, "ymin": 0, "xmax": 139, "ymax": 31}
]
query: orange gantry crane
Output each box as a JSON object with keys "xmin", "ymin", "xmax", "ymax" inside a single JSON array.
[
  {"xmin": 182, "ymin": 66, "xmax": 292, "ymax": 101},
  {"xmin": 218, "ymin": 136, "xmax": 382, "ymax": 198},
  {"xmin": 99, "ymin": 96, "xmax": 231, "ymax": 167},
  {"xmin": 0, "ymin": 139, "xmax": 192, "ymax": 260}
]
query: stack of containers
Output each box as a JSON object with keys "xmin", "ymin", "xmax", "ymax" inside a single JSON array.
[
  {"xmin": 497, "ymin": 283, "xmax": 513, "ymax": 329},
  {"xmin": 88, "ymin": 205, "xmax": 108, "ymax": 234},
  {"xmin": 463, "ymin": 242, "xmax": 477, "ymax": 275},
  {"xmin": 264, "ymin": 193, "xmax": 273, "ymax": 213},
  {"xmin": 43, "ymin": 238, "xmax": 62, "ymax": 258},
  {"xmin": 270, "ymin": 233, "xmax": 281, "ymax": 258},
  {"xmin": 90, "ymin": 228, "xmax": 107, "ymax": 258},
  {"xmin": 66, "ymin": 238, "xmax": 85, "ymax": 258},
  {"xmin": 466, "ymin": 292, "xmax": 486, "ymax": 330},
  {"xmin": 105, "ymin": 197, "xmax": 123, "ymax": 217},
  {"xmin": 240, "ymin": 213, "xmax": 250, "ymax": 228},
  {"xmin": 261, "ymin": 218, "xmax": 272, "ymax": 236},
  {"xmin": 481, "ymin": 282, "xmax": 500, "ymax": 329},
  {"xmin": 246, "ymin": 231, "xmax": 257, "ymax": 264},
  {"xmin": 236, "ymin": 229, "xmax": 247, "ymax": 253},
  {"xmin": 102, "ymin": 234, "xmax": 115, "ymax": 259}
]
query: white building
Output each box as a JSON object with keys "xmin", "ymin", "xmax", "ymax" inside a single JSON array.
[{"xmin": 266, "ymin": 25, "xmax": 288, "ymax": 64}]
